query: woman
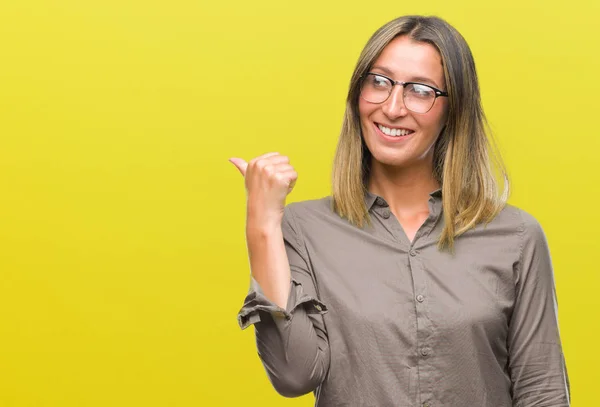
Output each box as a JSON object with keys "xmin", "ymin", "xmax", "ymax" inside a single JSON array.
[{"xmin": 230, "ymin": 15, "xmax": 570, "ymax": 407}]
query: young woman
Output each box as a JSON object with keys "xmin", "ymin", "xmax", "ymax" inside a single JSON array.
[{"xmin": 230, "ymin": 15, "xmax": 570, "ymax": 407}]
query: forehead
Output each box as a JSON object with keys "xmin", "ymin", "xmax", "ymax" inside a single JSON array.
[{"xmin": 372, "ymin": 36, "xmax": 444, "ymax": 85}]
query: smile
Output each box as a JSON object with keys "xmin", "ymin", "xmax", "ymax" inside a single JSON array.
[{"xmin": 376, "ymin": 123, "xmax": 415, "ymax": 137}]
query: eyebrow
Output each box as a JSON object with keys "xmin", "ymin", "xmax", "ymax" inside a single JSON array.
[{"xmin": 370, "ymin": 65, "xmax": 442, "ymax": 89}]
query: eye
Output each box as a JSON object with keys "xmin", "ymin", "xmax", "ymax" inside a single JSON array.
[
  {"xmin": 407, "ymin": 83, "xmax": 435, "ymax": 98},
  {"xmin": 369, "ymin": 74, "xmax": 391, "ymax": 89}
]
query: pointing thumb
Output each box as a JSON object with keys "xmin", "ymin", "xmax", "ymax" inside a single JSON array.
[{"xmin": 228, "ymin": 157, "xmax": 248, "ymax": 177}]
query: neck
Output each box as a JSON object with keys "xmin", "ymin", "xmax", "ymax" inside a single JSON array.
[{"xmin": 367, "ymin": 159, "xmax": 440, "ymax": 215}]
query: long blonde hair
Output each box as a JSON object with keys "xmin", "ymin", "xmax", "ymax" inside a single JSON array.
[{"xmin": 331, "ymin": 15, "xmax": 508, "ymax": 250}]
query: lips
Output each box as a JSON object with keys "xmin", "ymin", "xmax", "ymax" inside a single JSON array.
[{"xmin": 375, "ymin": 122, "xmax": 415, "ymax": 138}]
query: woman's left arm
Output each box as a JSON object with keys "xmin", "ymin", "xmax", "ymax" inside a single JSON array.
[{"xmin": 508, "ymin": 212, "xmax": 571, "ymax": 407}]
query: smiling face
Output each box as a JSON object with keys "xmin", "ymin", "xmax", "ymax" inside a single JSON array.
[{"xmin": 358, "ymin": 35, "xmax": 449, "ymax": 171}]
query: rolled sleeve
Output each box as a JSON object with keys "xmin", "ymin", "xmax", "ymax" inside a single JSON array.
[
  {"xmin": 508, "ymin": 212, "xmax": 570, "ymax": 406},
  {"xmin": 237, "ymin": 276, "xmax": 328, "ymax": 330}
]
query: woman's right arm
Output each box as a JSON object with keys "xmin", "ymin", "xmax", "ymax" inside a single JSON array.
[{"xmin": 230, "ymin": 153, "xmax": 330, "ymax": 398}]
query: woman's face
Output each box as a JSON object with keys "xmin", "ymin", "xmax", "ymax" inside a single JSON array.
[{"xmin": 358, "ymin": 36, "xmax": 449, "ymax": 170}]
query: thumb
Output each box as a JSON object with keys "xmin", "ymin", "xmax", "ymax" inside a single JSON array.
[{"xmin": 228, "ymin": 157, "xmax": 248, "ymax": 177}]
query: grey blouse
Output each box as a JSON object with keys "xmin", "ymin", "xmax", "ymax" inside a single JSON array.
[{"xmin": 237, "ymin": 190, "xmax": 570, "ymax": 407}]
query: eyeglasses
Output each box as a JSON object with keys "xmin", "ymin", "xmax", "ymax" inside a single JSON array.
[{"xmin": 360, "ymin": 72, "xmax": 449, "ymax": 114}]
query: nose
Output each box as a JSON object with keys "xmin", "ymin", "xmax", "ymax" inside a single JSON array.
[{"xmin": 381, "ymin": 86, "xmax": 408, "ymax": 119}]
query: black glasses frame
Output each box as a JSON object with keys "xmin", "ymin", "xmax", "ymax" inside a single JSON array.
[{"xmin": 360, "ymin": 72, "xmax": 449, "ymax": 111}]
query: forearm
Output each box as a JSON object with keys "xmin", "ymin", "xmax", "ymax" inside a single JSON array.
[{"xmin": 246, "ymin": 215, "xmax": 291, "ymax": 310}]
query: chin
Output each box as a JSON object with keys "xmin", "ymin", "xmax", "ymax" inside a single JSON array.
[{"xmin": 369, "ymin": 150, "xmax": 412, "ymax": 168}]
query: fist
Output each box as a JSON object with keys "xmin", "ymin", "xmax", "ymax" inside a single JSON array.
[{"xmin": 229, "ymin": 152, "xmax": 298, "ymax": 220}]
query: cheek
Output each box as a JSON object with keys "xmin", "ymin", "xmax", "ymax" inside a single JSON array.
[
  {"xmin": 358, "ymin": 99, "xmax": 374, "ymax": 121},
  {"xmin": 420, "ymin": 107, "xmax": 447, "ymax": 135}
]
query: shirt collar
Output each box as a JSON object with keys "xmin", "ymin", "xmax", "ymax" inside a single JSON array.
[{"xmin": 364, "ymin": 188, "xmax": 442, "ymax": 210}]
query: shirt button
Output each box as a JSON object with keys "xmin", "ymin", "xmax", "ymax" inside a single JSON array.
[
  {"xmin": 382, "ymin": 210, "xmax": 391, "ymax": 219},
  {"xmin": 314, "ymin": 304, "xmax": 322, "ymax": 311},
  {"xmin": 420, "ymin": 347, "xmax": 431, "ymax": 357},
  {"xmin": 409, "ymin": 249, "xmax": 417, "ymax": 256},
  {"xmin": 375, "ymin": 197, "xmax": 387, "ymax": 207},
  {"xmin": 416, "ymin": 294, "xmax": 425, "ymax": 302}
]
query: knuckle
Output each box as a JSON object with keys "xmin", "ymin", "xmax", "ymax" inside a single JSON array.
[{"xmin": 274, "ymin": 173, "xmax": 287, "ymax": 183}]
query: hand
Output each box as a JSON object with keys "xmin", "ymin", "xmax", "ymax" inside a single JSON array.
[{"xmin": 229, "ymin": 152, "xmax": 298, "ymax": 224}]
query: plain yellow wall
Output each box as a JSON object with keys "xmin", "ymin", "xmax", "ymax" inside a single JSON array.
[{"xmin": 0, "ymin": 0, "xmax": 598, "ymax": 405}]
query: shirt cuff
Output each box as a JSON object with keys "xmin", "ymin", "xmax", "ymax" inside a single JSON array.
[{"xmin": 237, "ymin": 277, "xmax": 328, "ymax": 330}]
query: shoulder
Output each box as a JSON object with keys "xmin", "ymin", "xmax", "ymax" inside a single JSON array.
[
  {"xmin": 284, "ymin": 196, "xmax": 334, "ymax": 221},
  {"xmin": 471, "ymin": 203, "xmax": 549, "ymax": 259},
  {"xmin": 494, "ymin": 203, "xmax": 550, "ymax": 263},
  {"xmin": 491, "ymin": 203, "xmax": 546, "ymax": 238},
  {"xmin": 281, "ymin": 196, "xmax": 334, "ymax": 236}
]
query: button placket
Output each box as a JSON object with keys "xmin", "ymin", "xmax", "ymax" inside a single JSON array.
[{"xmin": 407, "ymin": 242, "xmax": 434, "ymax": 403}]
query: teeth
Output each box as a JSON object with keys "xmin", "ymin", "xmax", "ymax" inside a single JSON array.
[{"xmin": 377, "ymin": 124, "xmax": 412, "ymax": 137}]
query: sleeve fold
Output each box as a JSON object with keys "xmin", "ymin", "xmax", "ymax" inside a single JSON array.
[{"xmin": 237, "ymin": 277, "xmax": 328, "ymax": 330}]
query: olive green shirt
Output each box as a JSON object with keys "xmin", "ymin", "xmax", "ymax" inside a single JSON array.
[{"xmin": 237, "ymin": 190, "xmax": 570, "ymax": 406}]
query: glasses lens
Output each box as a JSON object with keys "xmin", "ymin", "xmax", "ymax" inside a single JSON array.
[
  {"xmin": 404, "ymin": 83, "xmax": 436, "ymax": 113},
  {"xmin": 360, "ymin": 74, "xmax": 391, "ymax": 103}
]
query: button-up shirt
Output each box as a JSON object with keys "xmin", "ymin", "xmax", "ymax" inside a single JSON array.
[{"xmin": 237, "ymin": 190, "xmax": 570, "ymax": 406}]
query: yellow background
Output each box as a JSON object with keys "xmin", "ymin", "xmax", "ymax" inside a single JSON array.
[{"xmin": 0, "ymin": 0, "xmax": 597, "ymax": 405}]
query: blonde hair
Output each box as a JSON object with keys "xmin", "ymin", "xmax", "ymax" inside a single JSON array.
[{"xmin": 331, "ymin": 15, "xmax": 509, "ymax": 250}]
